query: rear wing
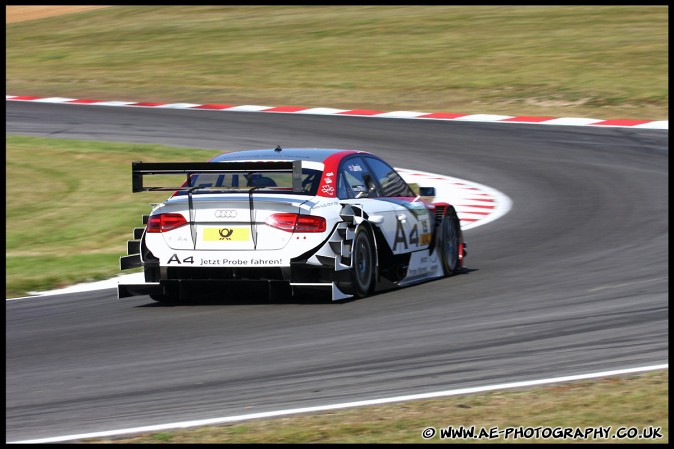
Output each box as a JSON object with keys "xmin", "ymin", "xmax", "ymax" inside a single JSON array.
[{"xmin": 131, "ymin": 160, "xmax": 304, "ymax": 193}]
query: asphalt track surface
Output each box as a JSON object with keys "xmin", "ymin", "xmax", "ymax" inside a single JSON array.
[{"xmin": 6, "ymin": 101, "xmax": 668, "ymax": 441}]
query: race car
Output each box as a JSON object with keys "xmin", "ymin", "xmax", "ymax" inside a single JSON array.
[{"xmin": 118, "ymin": 147, "xmax": 466, "ymax": 303}]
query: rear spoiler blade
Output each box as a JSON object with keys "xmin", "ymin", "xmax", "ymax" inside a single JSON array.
[{"xmin": 131, "ymin": 161, "xmax": 304, "ymax": 193}]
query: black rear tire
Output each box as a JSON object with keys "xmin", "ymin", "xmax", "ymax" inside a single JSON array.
[{"xmin": 339, "ymin": 226, "xmax": 375, "ymax": 299}]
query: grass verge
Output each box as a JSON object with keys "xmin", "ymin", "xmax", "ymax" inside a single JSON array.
[{"xmin": 79, "ymin": 370, "xmax": 667, "ymax": 444}]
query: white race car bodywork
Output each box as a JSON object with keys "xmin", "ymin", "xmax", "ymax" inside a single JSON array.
[{"xmin": 118, "ymin": 148, "xmax": 465, "ymax": 302}]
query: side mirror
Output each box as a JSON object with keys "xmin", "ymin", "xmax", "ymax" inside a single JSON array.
[{"xmin": 419, "ymin": 186, "xmax": 436, "ymax": 197}]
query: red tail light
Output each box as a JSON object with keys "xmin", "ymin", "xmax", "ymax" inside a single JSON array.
[
  {"xmin": 265, "ymin": 213, "xmax": 326, "ymax": 233},
  {"xmin": 146, "ymin": 213, "xmax": 188, "ymax": 233}
]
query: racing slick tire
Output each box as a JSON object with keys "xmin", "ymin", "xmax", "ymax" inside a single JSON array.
[
  {"xmin": 440, "ymin": 210, "xmax": 461, "ymax": 276},
  {"xmin": 338, "ymin": 226, "xmax": 376, "ymax": 299}
]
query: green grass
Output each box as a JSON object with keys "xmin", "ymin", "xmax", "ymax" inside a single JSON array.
[
  {"xmin": 79, "ymin": 370, "xmax": 668, "ymax": 444},
  {"xmin": 6, "ymin": 5, "xmax": 667, "ymax": 119},
  {"xmin": 5, "ymin": 136, "xmax": 219, "ymax": 298}
]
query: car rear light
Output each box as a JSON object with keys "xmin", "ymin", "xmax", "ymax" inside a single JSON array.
[
  {"xmin": 265, "ymin": 213, "xmax": 326, "ymax": 233},
  {"xmin": 146, "ymin": 213, "xmax": 188, "ymax": 233},
  {"xmin": 295, "ymin": 215, "xmax": 327, "ymax": 232}
]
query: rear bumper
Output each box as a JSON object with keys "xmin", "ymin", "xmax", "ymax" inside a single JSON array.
[{"xmin": 117, "ymin": 279, "xmax": 351, "ymax": 301}]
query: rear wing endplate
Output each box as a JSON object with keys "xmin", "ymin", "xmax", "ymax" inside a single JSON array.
[{"xmin": 131, "ymin": 161, "xmax": 304, "ymax": 193}]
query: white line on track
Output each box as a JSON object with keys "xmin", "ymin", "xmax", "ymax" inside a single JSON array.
[{"xmin": 8, "ymin": 364, "xmax": 667, "ymax": 444}]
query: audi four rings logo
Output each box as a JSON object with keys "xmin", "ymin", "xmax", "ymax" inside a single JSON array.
[{"xmin": 215, "ymin": 210, "xmax": 237, "ymax": 218}]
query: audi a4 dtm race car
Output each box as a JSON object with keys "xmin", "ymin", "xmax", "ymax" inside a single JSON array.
[{"xmin": 118, "ymin": 147, "xmax": 466, "ymax": 303}]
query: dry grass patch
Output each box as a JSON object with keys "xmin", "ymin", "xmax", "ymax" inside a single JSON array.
[{"xmin": 5, "ymin": 6, "xmax": 110, "ymax": 24}]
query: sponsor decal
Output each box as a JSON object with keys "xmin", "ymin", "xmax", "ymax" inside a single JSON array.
[
  {"xmin": 203, "ymin": 227, "xmax": 250, "ymax": 241},
  {"xmin": 320, "ymin": 171, "xmax": 335, "ymax": 196},
  {"xmin": 394, "ymin": 220, "xmax": 409, "ymax": 250},
  {"xmin": 393, "ymin": 222, "xmax": 432, "ymax": 250},
  {"xmin": 165, "ymin": 253, "xmax": 286, "ymax": 266},
  {"xmin": 313, "ymin": 200, "xmax": 339, "ymax": 209},
  {"xmin": 167, "ymin": 254, "xmax": 194, "ymax": 265},
  {"xmin": 164, "ymin": 234, "xmax": 189, "ymax": 243},
  {"xmin": 214, "ymin": 258, "xmax": 285, "ymax": 266},
  {"xmin": 420, "ymin": 219, "xmax": 431, "ymax": 244}
]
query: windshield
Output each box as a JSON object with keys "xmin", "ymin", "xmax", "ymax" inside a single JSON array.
[{"xmin": 178, "ymin": 168, "xmax": 322, "ymax": 196}]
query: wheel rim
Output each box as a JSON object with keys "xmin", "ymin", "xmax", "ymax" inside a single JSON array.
[
  {"xmin": 354, "ymin": 232, "xmax": 373, "ymax": 292},
  {"xmin": 443, "ymin": 218, "xmax": 459, "ymax": 272}
]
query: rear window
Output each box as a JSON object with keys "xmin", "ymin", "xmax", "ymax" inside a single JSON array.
[{"xmin": 180, "ymin": 169, "xmax": 322, "ymax": 195}]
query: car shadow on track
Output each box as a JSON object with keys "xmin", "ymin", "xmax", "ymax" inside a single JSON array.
[
  {"xmin": 135, "ymin": 289, "xmax": 337, "ymax": 307},
  {"xmin": 135, "ymin": 268, "xmax": 477, "ymax": 307}
]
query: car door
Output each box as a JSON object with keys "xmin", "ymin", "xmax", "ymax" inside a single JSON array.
[
  {"xmin": 362, "ymin": 156, "xmax": 433, "ymax": 254},
  {"xmin": 336, "ymin": 156, "xmax": 399, "ymax": 248}
]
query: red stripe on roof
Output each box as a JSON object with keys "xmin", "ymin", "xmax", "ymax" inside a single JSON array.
[
  {"xmin": 262, "ymin": 106, "xmax": 309, "ymax": 113},
  {"xmin": 316, "ymin": 152, "xmax": 357, "ymax": 198},
  {"xmin": 501, "ymin": 116, "xmax": 557, "ymax": 123},
  {"xmin": 337, "ymin": 109, "xmax": 386, "ymax": 116},
  {"xmin": 193, "ymin": 104, "xmax": 234, "ymax": 109},
  {"xmin": 9, "ymin": 96, "xmax": 42, "ymax": 101},
  {"xmin": 418, "ymin": 112, "xmax": 468, "ymax": 119},
  {"xmin": 590, "ymin": 119, "xmax": 653, "ymax": 127}
]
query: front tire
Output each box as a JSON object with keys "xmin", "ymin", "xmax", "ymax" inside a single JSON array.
[
  {"xmin": 440, "ymin": 212, "xmax": 460, "ymax": 276},
  {"xmin": 339, "ymin": 226, "xmax": 375, "ymax": 299}
]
